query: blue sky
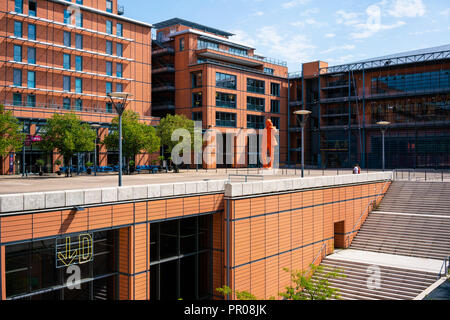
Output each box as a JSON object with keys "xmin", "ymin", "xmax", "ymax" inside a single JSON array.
[{"xmin": 125, "ymin": 0, "xmax": 450, "ymax": 71}]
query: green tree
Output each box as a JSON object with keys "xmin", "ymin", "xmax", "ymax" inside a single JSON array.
[
  {"xmin": 102, "ymin": 110, "xmax": 160, "ymax": 172},
  {"xmin": 38, "ymin": 113, "xmax": 96, "ymax": 177},
  {"xmin": 0, "ymin": 105, "xmax": 24, "ymax": 158}
]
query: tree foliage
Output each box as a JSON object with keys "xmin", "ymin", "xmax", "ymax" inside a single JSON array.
[
  {"xmin": 102, "ymin": 110, "xmax": 160, "ymax": 163},
  {"xmin": 38, "ymin": 113, "xmax": 96, "ymax": 166},
  {"xmin": 156, "ymin": 114, "xmax": 196, "ymax": 154},
  {"xmin": 0, "ymin": 105, "xmax": 24, "ymax": 157}
]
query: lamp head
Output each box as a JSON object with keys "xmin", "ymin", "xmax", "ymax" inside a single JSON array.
[
  {"xmin": 294, "ymin": 110, "xmax": 312, "ymax": 116},
  {"xmin": 377, "ymin": 121, "xmax": 391, "ymax": 126}
]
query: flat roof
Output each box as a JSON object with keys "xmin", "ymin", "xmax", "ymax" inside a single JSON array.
[{"xmin": 153, "ymin": 18, "xmax": 234, "ymax": 37}]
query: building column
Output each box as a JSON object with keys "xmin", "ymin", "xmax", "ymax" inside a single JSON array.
[
  {"xmin": 0, "ymin": 246, "xmax": 5, "ymax": 300},
  {"xmin": 98, "ymin": 127, "xmax": 108, "ymax": 167},
  {"xmin": 118, "ymin": 227, "xmax": 133, "ymax": 300}
]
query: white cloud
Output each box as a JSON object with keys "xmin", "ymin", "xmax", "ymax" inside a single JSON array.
[
  {"xmin": 325, "ymin": 33, "xmax": 336, "ymax": 38},
  {"xmin": 321, "ymin": 45, "xmax": 356, "ymax": 54},
  {"xmin": 336, "ymin": 10, "xmax": 362, "ymax": 25},
  {"xmin": 290, "ymin": 18, "xmax": 324, "ymax": 28},
  {"xmin": 282, "ymin": 0, "xmax": 310, "ymax": 9},
  {"xmin": 229, "ymin": 30, "xmax": 258, "ymax": 48},
  {"xmin": 388, "ymin": 0, "xmax": 426, "ymax": 17},
  {"xmin": 300, "ymin": 8, "xmax": 320, "ymax": 17},
  {"xmin": 440, "ymin": 8, "xmax": 450, "ymax": 16}
]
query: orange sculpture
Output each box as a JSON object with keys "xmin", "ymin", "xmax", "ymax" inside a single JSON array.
[{"xmin": 262, "ymin": 119, "xmax": 278, "ymax": 169}]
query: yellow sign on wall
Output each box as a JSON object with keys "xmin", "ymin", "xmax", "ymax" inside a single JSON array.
[{"xmin": 56, "ymin": 233, "xmax": 93, "ymax": 268}]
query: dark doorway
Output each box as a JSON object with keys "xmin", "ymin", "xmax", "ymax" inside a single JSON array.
[{"xmin": 334, "ymin": 221, "xmax": 346, "ymax": 249}]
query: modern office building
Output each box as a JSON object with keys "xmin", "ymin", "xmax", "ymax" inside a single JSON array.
[
  {"xmin": 152, "ymin": 18, "xmax": 289, "ymax": 168},
  {"xmin": 288, "ymin": 45, "xmax": 450, "ymax": 169},
  {"xmin": 0, "ymin": 0, "xmax": 156, "ymax": 174}
]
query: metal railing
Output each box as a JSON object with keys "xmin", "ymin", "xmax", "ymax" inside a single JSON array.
[
  {"xmin": 306, "ymin": 243, "xmax": 327, "ymax": 278},
  {"xmin": 438, "ymin": 256, "xmax": 450, "ymax": 279},
  {"xmin": 3, "ymin": 100, "xmax": 115, "ymax": 115},
  {"xmin": 228, "ymin": 174, "xmax": 264, "ymax": 183},
  {"xmin": 393, "ymin": 169, "xmax": 450, "ymax": 182}
]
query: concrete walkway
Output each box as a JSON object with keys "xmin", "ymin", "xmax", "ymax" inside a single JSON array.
[{"xmin": 327, "ymin": 249, "xmax": 444, "ymax": 274}]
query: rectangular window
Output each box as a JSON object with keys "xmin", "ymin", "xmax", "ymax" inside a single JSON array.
[
  {"xmin": 27, "ymin": 47, "xmax": 36, "ymax": 64},
  {"xmin": 271, "ymin": 83, "xmax": 280, "ymax": 97},
  {"xmin": 247, "ymin": 115, "xmax": 265, "ymax": 129},
  {"xmin": 247, "ymin": 96, "xmax": 265, "ymax": 112},
  {"xmin": 15, "ymin": 0, "xmax": 23, "ymax": 13},
  {"xmin": 116, "ymin": 83, "xmax": 122, "ymax": 92},
  {"xmin": 63, "ymin": 54, "xmax": 71, "ymax": 69},
  {"xmin": 64, "ymin": 31, "xmax": 71, "ymax": 47},
  {"xmin": 13, "ymin": 93, "xmax": 22, "ymax": 106},
  {"xmin": 197, "ymin": 39, "xmax": 219, "ymax": 50},
  {"xmin": 28, "ymin": 0, "xmax": 37, "ymax": 16},
  {"xmin": 106, "ymin": 20, "xmax": 112, "ymax": 34},
  {"xmin": 64, "ymin": 10, "xmax": 71, "ymax": 24},
  {"xmin": 75, "ymin": 78, "xmax": 82, "ymax": 93},
  {"xmin": 63, "ymin": 97, "xmax": 71, "ymax": 110},
  {"xmin": 106, "ymin": 0, "xmax": 113, "ymax": 13},
  {"xmin": 27, "ymin": 94, "xmax": 36, "ymax": 107},
  {"xmin": 13, "ymin": 69, "xmax": 22, "ymax": 86},
  {"xmin": 75, "ymin": 56, "xmax": 82, "ymax": 71},
  {"xmin": 264, "ymin": 67, "xmax": 274, "ymax": 75},
  {"xmin": 75, "ymin": 34, "xmax": 83, "ymax": 49},
  {"xmin": 75, "ymin": 13, "xmax": 83, "ymax": 27},
  {"xmin": 271, "ymin": 116, "xmax": 280, "ymax": 129},
  {"xmin": 27, "ymin": 71, "xmax": 35, "ymax": 88},
  {"xmin": 216, "ymin": 72, "xmax": 236, "ymax": 90},
  {"xmin": 76, "ymin": 0, "xmax": 83, "ymax": 4},
  {"xmin": 63, "ymin": 76, "xmax": 71, "ymax": 92},
  {"xmin": 106, "ymin": 41, "xmax": 112, "ymax": 55},
  {"xmin": 117, "ymin": 23, "xmax": 123, "ymax": 37},
  {"xmin": 75, "ymin": 99, "xmax": 82, "ymax": 111},
  {"xmin": 106, "ymin": 61, "xmax": 112, "ymax": 76},
  {"xmin": 116, "ymin": 43, "xmax": 123, "ymax": 57},
  {"xmin": 191, "ymin": 71, "xmax": 202, "ymax": 88},
  {"xmin": 270, "ymin": 100, "xmax": 280, "ymax": 113},
  {"xmin": 192, "ymin": 92, "xmax": 202, "ymax": 108},
  {"xmin": 28, "ymin": 24, "xmax": 36, "ymax": 40},
  {"xmin": 216, "ymin": 92, "xmax": 237, "ymax": 109},
  {"xmin": 116, "ymin": 63, "xmax": 122, "ymax": 77},
  {"xmin": 179, "ymin": 38, "xmax": 185, "ymax": 51},
  {"xmin": 106, "ymin": 102, "xmax": 113, "ymax": 113},
  {"xmin": 14, "ymin": 21, "xmax": 23, "ymax": 38},
  {"xmin": 216, "ymin": 112, "xmax": 236, "ymax": 128},
  {"xmin": 106, "ymin": 82, "xmax": 112, "ymax": 94},
  {"xmin": 14, "ymin": 45, "xmax": 22, "ymax": 62},
  {"xmin": 192, "ymin": 112, "xmax": 202, "ymax": 122},
  {"xmin": 229, "ymin": 47, "xmax": 247, "ymax": 56},
  {"xmin": 247, "ymin": 78, "xmax": 265, "ymax": 94}
]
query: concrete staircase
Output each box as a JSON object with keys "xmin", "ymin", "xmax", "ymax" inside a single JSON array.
[
  {"xmin": 377, "ymin": 181, "xmax": 450, "ymax": 216},
  {"xmin": 313, "ymin": 258, "xmax": 440, "ymax": 300}
]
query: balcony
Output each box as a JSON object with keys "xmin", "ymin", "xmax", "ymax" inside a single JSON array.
[
  {"xmin": 152, "ymin": 83, "xmax": 175, "ymax": 93},
  {"xmin": 152, "ymin": 103, "xmax": 175, "ymax": 112},
  {"xmin": 152, "ymin": 47, "xmax": 175, "ymax": 56},
  {"xmin": 152, "ymin": 64, "xmax": 175, "ymax": 75},
  {"xmin": 3, "ymin": 100, "xmax": 115, "ymax": 115}
]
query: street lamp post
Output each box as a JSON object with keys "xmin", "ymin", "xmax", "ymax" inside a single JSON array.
[
  {"xmin": 107, "ymin": 92, "xmax": 132, "ymax": 187},
  {"xmin": 294, "ymin": 110, "xmax": 312, "ymax": 178},
  {"xmin": 377, "ymin": 121, "xmax": 390, "ymax": 171},
  {"xmin": 91, "ymin": 124, "xmax": 102, "ymax": 176}
]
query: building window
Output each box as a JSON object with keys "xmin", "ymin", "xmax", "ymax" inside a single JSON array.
[
  {"xmin": 63, "ymin": 76, "xmax": 71, "ymax": 92},
  {"xmin": 247, "ymin": 78, "xmax": 265, "ymax": 94},
  {"xmin": 75, "ymin": 56, "xmax": 82, "ymax": 71},
  {"xmin": 117, "ymin": 23, "xmax": 123, "ymax": 37},
  {"xmin": 28, "ymin": 24, "xmax": 36, "ymax": 40},
  {"xmin": 264, "ymin": 67, "xmax": 274, "ymax": 75},
  {"xmin": 75, "ymin": 13, "xmax": 83, "ymax": 27},
  {"xmin": 27, "ymin": 47, "xmax": 36, "ymax": 64},
  {"xmin": 64, "ymin": 10, "xmax": 71, "ymax": 24},
  {"xmin": 64, "ymin": 31, "xmax": 71, "ymax": 47},
  {"xmin": 15, "ymin": 0, "xmax": 23, "ymax": 13},
  {"xmin": 247, "ymin": 96, "xmax": 265, "ymax": 112},
  {"xmin": 14, "ymin": 21, "xmax": 22, "ymax": 38},
  {"xmin": 106, "ymin": 20, "xmax": 112, "ymax": 34},
  {"xmin": 63, "ymin": 54, "xmax": 71, "ymax": 69},
  {"xmin": 216, "ymin": 92, "xmax": 237, "ymax": 109},
  {"xmin": 179, "ymin": 37, "xmax": 185, "ymax": 51},
  {"xmin": 75, "ymin": 98, "xmax": 82, "ymax": 111},
  {"xmin": 28, "ymin": 0, "xmax": 37, "ymax": 16},
  {"xmin": 27, "ymin": 94, "xmax": 36, "ymax": 107},
  {"xmin": 13, "ymin": 69, "xmax": 22, "ymax": 86},
  {"xmin": 63, "ymin": 97, "xmax": 71, "ymax": 110},
  {"xmin": 106, "ymin": 82, "xmax": 112, "ymax": 94},
  {"xmin": 197, "ymin": 39, "xmax": 219, "ymax": 50},
  {"xmin": 192, "ymin": 92, "xmax": 202, "ymax": 108},
  {"xmin": 13, "ymin": 45, "xmax": 22, "ymax": 62},
  {"xmin": 116, "ymin": 83, "xmax": 122, "ymax": 92},
  {"xmin": 271, "ymin": 116, "xmax": 280, "ymax": 129},
  {"xmin": 106, "ymin": 40, "xmax": 113, "ymax": 55},
  {"xmin": 27, "ymin": 71, "xmax": 35, "ymax": 88},
  {"xmin": 216, "ymin": 112, "xmax": 236, "ymax": 128},
  {"xmin": 192, "ymin": 112, "xmax": 202, "ymax": 122},
  {"xmin": 116, "ymin": 63, "xmax": 123, "ymax": 78},
  {"xmin": 247, "ymin": 115, "xmax": 265, "ymax": 129},
  {"xmin": 75, "ymin": 78, "xmax": 82, "ymax": 93},
  {"xmin": 271, "ymin": 83, "xmax": 280, "ymax": 97},
  {"xmin": 106, "ymin": 102, "xmax": 113, "ymax": 113},
  {"xmin": 229, "ymin": 47, "xmax": 247, "ymax": 56},
  {"xmin": 116, "ymin": 43, "xmax": 123, "ymax": 57},
  {"xmin": 106, "ymin": 61, "xmax": 112, "ymax": 76},
  {"xmin": 13, "ymin": 93, "xmax": 22, "ymax": 106},
  {"xmin": 270, "ymin": 100, "xmax": 280, "ymax": 113},
  {"xmin": 216, "ymin": 72, "xmax": 236, "ymax": 90},
  {"xmin": 106, "ymin": 0, "xmax": 113, "ymax": 13},
  {"xmin": 191, "ymin": 71, "xmax": 202, "ymax": 88},
  {"xmin": 75, "ymin": 34, "xmax": 83, "ymax": 49}
]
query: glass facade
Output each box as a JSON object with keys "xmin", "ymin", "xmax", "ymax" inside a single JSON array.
[
  {"xmin": 247, "ymin": 78, "xmax": 265, "ymax": 94},
  {"xmin": 216, "ymin": 72, "xmax": 236, "ymax": 90},
  {"xmin": 216, "ymin": 92, "xmax": 237, "ymax": 109},
  {"xmin": 247, "ymin": 96, "xmax": 265, "ymax": 112},
  {"xmin": 216, "ymin": 112, "xmax": 236, "ymax": 127},
  {"xmin": 247, "ymin": 114, "xmax": 265, "ymax": 129}
]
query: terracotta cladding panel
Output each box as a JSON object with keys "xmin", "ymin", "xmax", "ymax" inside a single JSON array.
[
  {"xmin": 278, "ymin": 211, "xmax": 291, "ymax": 253},
  {"xmin": 292, "ymin": 250, "xmax": 302, "ymax": 271},
  {"xmin": 118, "ymin": 228, "xmax": 130, "ymax": 274},
  {"xmin": 323, "ymin": 204, "xmax": 334, "ymax": 239},
  {"xmin": 148, "ymin": 200, "xmax": 166, "ymax": 221},
  {"xmin": 112, "ymin": 204, "xmax": 134, "ymax": 226},
  {"xmin": 278, "ymin": 253, "xmax": 291, "ymax": 292},
  {"xmin": 291, "ymin": 210, "xmax": 302, "ymax": 248},
  {"xmin": 333, "ymin": 187, "xmax": 341, "ymax": 202},
  {"xmin": 134, "ymin": 224, "xmax": 148, "ymax": 273},
  {"xmin": 234, "ymin": 265, "xmax": 251, "ymax": 295},
  {"xmin": 278, "ymin": 194, "xmax": 291, "ymax": 212},
  {"xmin": 323, "ymin": 189, "xmax": 333, "ymax": 203},
  {"xmin": 313, "ymin": 190, "xmax": 323, "ymax": 205},
  {"xmin": 250, "ymin": 198, "xmax": 265, "ymax": 217},
  {"xmin": 119, "ymin": 274, "xmax": 130, "ymax": 300},
  {"xmin": 313, "ymin": 206, "xmax": 324, "ymax": 242},
  {"xmin": 166, "ymin": 198, "xmax": 183, "ymax": 219},
  {"xmin": 234, "ymin": 199, "xmax": 251, "ymax": 220},
  {"xmin": 265, "ymin": 215, "xmax": 279, "ymax": 257},
  {"xmin": 0, "ymin": 214, "xmax": 32, "ymax": 243},
  {"xmin": 183, "ymin": 197, "xmax": 200, "ymax": 216},
  {"xmin": 32, "ymin": 211, "xmax": 62, "ymax": 239},
  {"xmin": 233, "ymin": 220, "xmax": 250, "ymax": 266},
  {"xmin": 214, "ymin": 194, "xmax": 224, "ymax": 211},
  {"xmin": 89, "ymin": 206, "xmax": 112, "ymax": 230},
  {"xmin": 250, "ymin": 260, "xmax": 265, "ymax": 299},
  {"xmin": 199, "ymin": 195, "xmax": 215, "ymax": 213},
  {"xmin": 291, "ymin": 192, "xmax": 302, "ymax": 208},
  {"xmin": 265, "ymin": 257, "xmax": 279, "ymax": 299},
  {"xmin": 250, "ymin": 216, "xmax": 265, "ymax": 262},
  {"xmin": 134, "ymin": 202, "xmax": 147, "ymax": 223},
  {"xmin": 302, "ymin": 208, "xmax": 313, "ymax": 244},
  {"xmin": 302, "ymin": 246, "xmax": 314, "ymax": 270},
  {"xmin": 265, "ymin": 196, "xmax": 279, "ymax": 214},
  {"xmin": 303, "ymin": 191, "xmax": 313, "ymax": 206},
  {"xmin": 134, "ymin": 273, "xmax": 148, "ymax": 301}
]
